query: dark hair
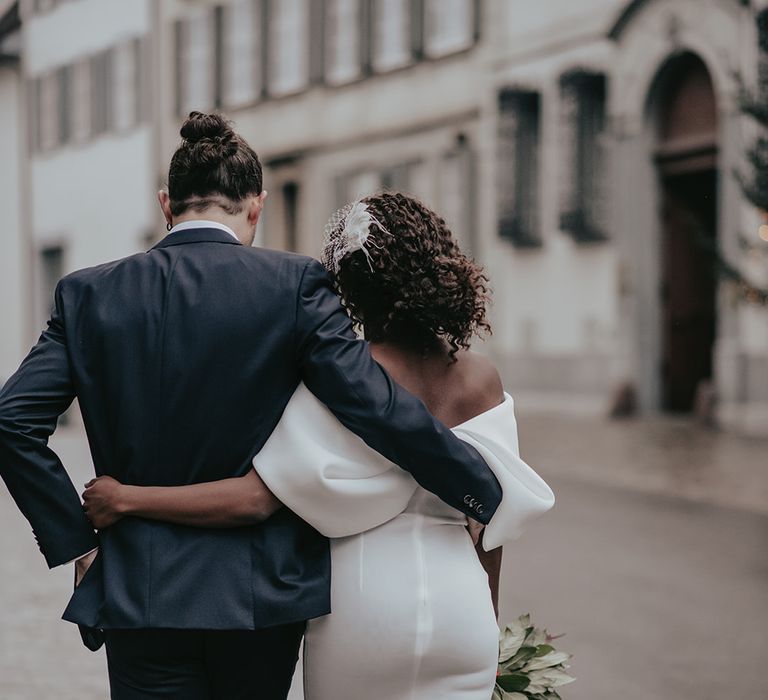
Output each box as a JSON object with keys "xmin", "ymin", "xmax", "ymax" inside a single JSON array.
[
  {"xmin": 331, "ymin": 192, "xmax": 491, "ymax": 358},
  {"xmin": 167, "ymin": 111, "xmax": 262, "ymax": 216}
]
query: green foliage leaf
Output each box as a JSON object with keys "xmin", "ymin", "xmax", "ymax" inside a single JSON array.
[
  {"xmin": 526, "ymin": 651, "xmax": 572, "ymax": 671},
  {"xmin": 502, "ymin": 646, "xmax": 538, "ymax": 672},
  {"xmin": 496, "ymin": 614, "xmax": 575, "ymax": 700},
  {"xmin": 497, "ymin": 673, "xmax": 530, "ymax": 692}
]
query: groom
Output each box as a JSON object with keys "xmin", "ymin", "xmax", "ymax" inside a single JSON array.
[{"xmin": 0, "ymin": 112, "xmax": 501, "ymax": 699}]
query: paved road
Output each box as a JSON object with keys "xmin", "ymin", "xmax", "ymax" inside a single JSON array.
[
  {"xmin": 497, "ymin": 476, "xmax": 768, "ymax": 700},
  {"xmin": 1, "ymin": 416, "xmax": 766, "ymax": 699}
]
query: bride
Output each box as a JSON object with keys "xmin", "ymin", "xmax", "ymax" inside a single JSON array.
[{"xmin": 82, "ymin": 191, "xmax": 555, "ymax": 699}]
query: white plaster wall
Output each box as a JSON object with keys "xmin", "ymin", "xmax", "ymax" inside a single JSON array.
[
  {"xmin": 294, "ymin": 114, "xmax": 483, "ymax": 257},
  {"xmin": 24, "ymin": 0, "xmax": 150, "ymax": 75},
  {"xmin": 483, "ymin": 12, "xmax": 621, "ymax": 361},
  {"xmin": 0, "ymin": 64, "xmax": 25, "ymax": 383},
  {"xmin": 494, "ymin": 0, "xmax": 624, "ymax": 54},
  {"xmin": 487, "ymin": 239, "xmax": 619, "ymax": 355},
  {"xmin": 25, "ymin": 0, "xmax": 157, "ymax": 333},
  {"xmin": 30, "ymin": 128, "xmax": 156, "ymax": 272},
  {"xmin": 220, "ymin": 56, "xmax": 486, "ymax": 163}
]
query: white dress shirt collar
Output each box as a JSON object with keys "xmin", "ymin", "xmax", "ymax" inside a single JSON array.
[{"xmin": 169, "ymin": 220, "xmax": 240, "ymax": 242}]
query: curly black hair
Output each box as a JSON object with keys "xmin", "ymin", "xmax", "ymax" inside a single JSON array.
[{"xmin": 327, "ymin": 191, "xmax": 491, "ymax": 358}]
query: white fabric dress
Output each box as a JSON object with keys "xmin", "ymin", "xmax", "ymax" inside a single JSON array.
[{"xmin": 255, "ymin": 383, "xmax": 555, "ymax": 700}]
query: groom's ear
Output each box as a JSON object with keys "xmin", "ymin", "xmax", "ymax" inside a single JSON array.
[
  {"xmin": 157, "ymin": 190, "xmax": 173, "ymax": 227},
  {"xmin": 247, "ymin": 191, "xmax": 268, "ymax": 226}
]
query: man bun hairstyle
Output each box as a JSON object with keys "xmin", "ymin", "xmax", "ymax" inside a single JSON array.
[
  {"xmin": 168, "ymin": 111, "xmax": 262, "ymax": 216},
  {"xmin": 331, "ymin": 191, "xmax": 492, "ymax": 358},
  {"xmin": 178, "ymin": 111, "xmax": 239, "ymax": 161}
]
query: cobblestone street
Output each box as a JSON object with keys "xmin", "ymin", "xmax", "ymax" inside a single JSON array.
[{"xmin": 1, "ymin": 411, "xmax": 767, "ymax": 699}]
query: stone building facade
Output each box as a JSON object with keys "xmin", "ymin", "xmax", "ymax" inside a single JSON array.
[
  {"xmin": 3, "ymin": 0, "xmax": 767, "ymax": 434},
  {"xmin": 0, "ymin": 1, "xmax": 23, "ymax": 386}
]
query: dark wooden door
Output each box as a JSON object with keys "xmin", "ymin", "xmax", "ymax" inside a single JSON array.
[{"xmin": 660, "ymin": 170, "xmax": 717, "ymax": 412}]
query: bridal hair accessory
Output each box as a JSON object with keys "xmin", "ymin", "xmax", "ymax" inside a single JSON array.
[{"xmin": 321, "ymin": 201, "xmax": 389, "ymax": 274}]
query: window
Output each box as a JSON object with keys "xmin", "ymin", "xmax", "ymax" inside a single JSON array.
[
  {"xmin": 176, "ymin": 9, "xmax": 216, "ymax": 115},
  {"xmin": 56, "ymin": 65, "xmax": 72, "ymax": 146},
  {"xmin": 282, "ymin": 181, "xmax": 300, "ymax": 251},
  {"xmin": 336, "ymin": 162, "xmax": 415, "ymax": 206},
  {"xmin": 28, "ymin": 77, "xmax": 42, "ymax": 153},
  {"xmin": 90, "ymin": 49, "xmax": 113, "ymax": 136},
  {"xmin": 371, "ymin": 0, "xmax": 411, "ymax": 73},
  {"xmin": 325, "ymin": 0, "xmax": 363, "ymax": 85},
  {"xmin": 558, "ymin": 71, "xmax": 607, "ymax": 242},
  {"xmin": 267, "ymin": 0, "xmax": 309, "ymax": 97},
  {"xmin": 497, "ymin": 88, "xmax": 541, "ymax": 248},
  {"xmin": 39, "ymin": 72, "xmax": 59, "ymax": 151},
  {"xmin": 135, "ymin": 36, "xmax": 151, "ymax": 127},
  {"xmin": 39, "ymin": 246, "xmax": 64, "ymax": 323},
  {"xmin": 338, "ymin": 169, "xmax": 381, "ymax": 205},
  {"xmin": 223, "ymin": 0, "xmax": 262, "ymax": 107},
  {"xmin": 71, "ymin": 58, "xmax": 91, "ymax": 142},
  {"xmin": 440, "ymin": 135, "xmax": 475, "ymax": 252},
  {"xmin": 424, "ymin": 0, "xmax": 475, "ymax": 58},
  {"xmin": 32, "ymin": 0, "xmax": 56, "ymax": 14},
  {"xmin": 112, "ymin": 39, "xmax": 140, "ymax": 131}
]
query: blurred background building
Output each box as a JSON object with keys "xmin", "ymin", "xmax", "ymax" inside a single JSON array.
[
  {"xmin": 2, "ymin": 4, "xmax": 768, "ymax": 699},
  {"xmin": 2, "ymin": 0, "xmax": 768, "ymax": 435}
]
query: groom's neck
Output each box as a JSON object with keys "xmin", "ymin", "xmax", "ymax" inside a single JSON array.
[{"xmin": 172, "ymin": 208, "xmax": 254, "ymax": 246}]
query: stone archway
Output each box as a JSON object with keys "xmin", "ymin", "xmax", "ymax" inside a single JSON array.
[{"xmin": 650, "ymin": 52, "xmax": 719, "ymax": 412}]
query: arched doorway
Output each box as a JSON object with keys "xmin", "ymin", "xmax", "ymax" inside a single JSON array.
[{"xmin": 651, "ymin": 53, "xmax": 718, "ymax": 412}]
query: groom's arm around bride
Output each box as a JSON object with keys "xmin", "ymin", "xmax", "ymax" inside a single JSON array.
[{"xmin": 293, "ymin": 257, "xmax": 503, "ymax": 523}]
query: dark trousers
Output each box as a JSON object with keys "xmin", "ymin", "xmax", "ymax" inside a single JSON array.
[{"xmin": 104, "ymin": 623, "xmax": 305, "ymax": 700}]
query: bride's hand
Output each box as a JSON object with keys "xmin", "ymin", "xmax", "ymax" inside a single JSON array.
[
  {"xmin": 82, "ymin": 476, "xmax": 126, "ymax": 529},
  {"xmin": 466, "ymin": 518, "xmax": 484, "ymax": 546}
]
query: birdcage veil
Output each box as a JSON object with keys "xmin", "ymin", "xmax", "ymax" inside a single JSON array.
[{"xmin": 321, "ymin": 200, "xmax": 389, "ymax": 275}]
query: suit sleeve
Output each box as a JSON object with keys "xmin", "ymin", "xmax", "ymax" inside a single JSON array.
[
  {"xmin": 0, "ymin": 282, "xmax": 99, "ymax": 568},
  {"xmin": 293, "ymin": 259, "xmax": 502, "ymax": 524}
]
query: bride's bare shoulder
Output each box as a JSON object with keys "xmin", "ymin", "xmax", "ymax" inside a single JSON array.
[{"xmin": 450, "ymin": 351, "xmax": 505, "ymax": 421}]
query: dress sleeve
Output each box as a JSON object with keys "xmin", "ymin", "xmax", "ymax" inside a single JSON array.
[
  {"xmin": 254, "ymin": 383, "xmax": 417, "ymax": 538},
  {"xmin": 255, "ymin": 386, "xmax": 553, "ymax": 546},
  {"xmin": 453, "ymin": 394, "xmax": 555, "ymax": 551}
]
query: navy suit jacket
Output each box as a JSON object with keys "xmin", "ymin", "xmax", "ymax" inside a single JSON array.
[{"xmin": 0, "ymin": 227, "xmax": 501, "ymax": 631}]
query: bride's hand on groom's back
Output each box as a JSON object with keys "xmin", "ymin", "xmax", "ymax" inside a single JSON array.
[{"xmin": 82, "ymin": 476, "xmax": 126, "ymax": 530}]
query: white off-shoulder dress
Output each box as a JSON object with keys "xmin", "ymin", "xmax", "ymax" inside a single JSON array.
[{"xmin": 255, "ymin": 384, "xmax": 554, "ymax": 700}]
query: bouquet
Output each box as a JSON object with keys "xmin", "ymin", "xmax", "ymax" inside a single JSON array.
[{"xmin": 492, "ymin": 614, "xmax": 575, "ymax": 700}]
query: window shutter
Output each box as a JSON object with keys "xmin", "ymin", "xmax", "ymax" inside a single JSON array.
[
  {"xmin": 173, "ymin": 18, "xmax": 185, "ymax": 116},
  {"xmin": 309, "ymin": 0, "xmax": 325, "ymax": 84},
  {"xmin": 497, "ymin": 88, "xmax": 541, "ymax": 248},
  {"xmin": 558, "ymin": 70, "xmax": 607, "ymax": 243},
  {"xmin": 27, "ymin": 77, "xmax": 41, "ymax": 153},
  {"xmin": 213, "ymin": 4, "xmax": 225, "ymax": 108}
]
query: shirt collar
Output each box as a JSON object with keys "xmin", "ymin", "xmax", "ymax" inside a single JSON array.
[{"xmin": 169, "ymin": 220, "xmax": 240, "ymax": 242}]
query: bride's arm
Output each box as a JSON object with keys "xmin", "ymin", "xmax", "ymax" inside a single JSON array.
[
  {"xmin": 82, "ymin": 470, "xmax": 282, "ymax": 530},
  {"xmin": 477, "ymin": 541, "xmax": 503, "ymax": 619},
  {"xmin": 468, "ymin": 519, "xmax": 502, "ymax": 618}
]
